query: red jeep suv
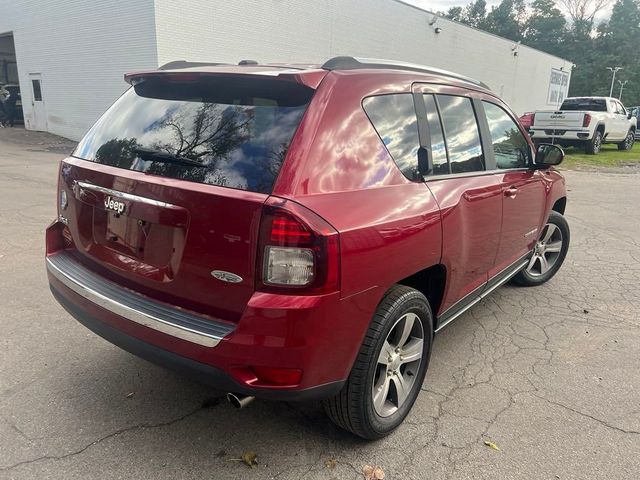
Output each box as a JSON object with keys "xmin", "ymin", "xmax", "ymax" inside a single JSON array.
[{"xmin": 46, "ymin": 57, "xmax": 569, "ymax": 439}]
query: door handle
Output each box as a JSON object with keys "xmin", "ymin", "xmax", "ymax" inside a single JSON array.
[{"xmin": 505, "ymin": 187, "xmax": 519, "ymax": 198}]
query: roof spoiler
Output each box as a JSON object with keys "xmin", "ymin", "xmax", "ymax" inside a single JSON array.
[{"xmin": 321, "ymin": 56, "xmax": 490, "ymax": 89}]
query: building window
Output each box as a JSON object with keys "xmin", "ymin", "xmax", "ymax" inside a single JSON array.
[{"xmin": 32, "ymin": 80, "xmax": 42, "ymax": 101}]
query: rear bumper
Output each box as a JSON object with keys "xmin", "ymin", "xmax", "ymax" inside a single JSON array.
[
  {"xmin": 50, "ymin": 284, "xmax": 344, "ymax": 401},
  {"xmin": 530, "ymin": 129, "xmax": 592, "ymax": 141},
  {"xmin": 47, "ymin": 252, "xmax": 233, "ymax": 347},
  {"xmin": 46, "ymin": 247, "xmax": 379, "ymax": 400}
]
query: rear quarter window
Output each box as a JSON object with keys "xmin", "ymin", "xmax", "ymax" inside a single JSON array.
[
  {"xmin": 73, "ymin": 76, "xmax": 313, "ymax": 194},
  {"xmin": 362, "ymin": 94, "xmax": 420, "ymax": 179}
]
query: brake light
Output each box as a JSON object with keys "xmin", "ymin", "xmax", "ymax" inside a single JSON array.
[
  {"xmin": 270, "ymin": 214, "xmax": 312, "ymax": 243},
  {"xmin": 257, "ymin": 199, "xmax": 339, "ymax": 294},
  {"xmin": 583, "ymin": 113, "xmax": 592, "ymax": 127}
]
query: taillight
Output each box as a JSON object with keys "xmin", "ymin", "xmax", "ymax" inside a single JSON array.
[
  {"xmin": 257, "ymin": 199, "xmax": 339, "ymax": 294},
  {"xmin": 583, "ymin": 113, "xmax": 592, "ymax": 127}
]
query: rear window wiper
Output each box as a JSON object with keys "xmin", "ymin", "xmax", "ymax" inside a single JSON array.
[{"xmin": 134, "ymin": 148, "xmax": 205, "ymax": 167}]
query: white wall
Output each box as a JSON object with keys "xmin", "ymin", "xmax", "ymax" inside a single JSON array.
[
  {"xmin": 0, "ymin": 0, "xmax": 158, "ymax": 140},
  {"xmin": 155, "ymin": 0, "xmax": 572, "ymax": 115},
  {"xmin": 2, "ymin": 0, "xmax": 572, "ymax": 140}
]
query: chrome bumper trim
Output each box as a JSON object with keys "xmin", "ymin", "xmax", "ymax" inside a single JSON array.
[{"xmin": 47, "ymin": 252, "xmax": 234, "ymax": 347}]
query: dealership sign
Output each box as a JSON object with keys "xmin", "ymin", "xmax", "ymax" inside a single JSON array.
[{"xmin": 547, "ymin": 68, "xmax": 570, "ymax": 106}]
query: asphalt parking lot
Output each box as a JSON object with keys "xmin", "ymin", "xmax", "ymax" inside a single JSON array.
[{"xmin": 1, "ymin": 127, "xmax": 639, "ymax": 480}]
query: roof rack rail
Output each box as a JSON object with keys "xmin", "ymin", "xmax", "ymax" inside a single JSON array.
[
  {"xmin": 321, "ymin": 56, "xmax": 489, "ymax": 89},
  {"xmin": 158, "ymin": 60, "xmax": 231, "ymax": 70}
]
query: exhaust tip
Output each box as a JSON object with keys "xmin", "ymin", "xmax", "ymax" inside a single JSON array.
[{"xmin": 227, "ymin": 393, "xmax": 255, "ymax": 409}]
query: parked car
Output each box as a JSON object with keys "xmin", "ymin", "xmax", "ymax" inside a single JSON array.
[
  {"xmin": 46, "ymin": 57, "xmax": 569, "ymax": 439},
  {"xmin": 519, "ymin": 111, "xmax": 534, "ymax": 130},
  {"xmin": 629, "ymin": 106, "xmax": 640, "ymax": 140},
  {"xmin": 530, "ymin": 96, "xmax": 636, "ymax": 154}
]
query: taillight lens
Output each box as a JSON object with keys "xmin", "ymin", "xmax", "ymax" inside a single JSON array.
[
  {"xmin": 583, "ymin": 113, "xmax": 592, "ymax": 127},
  {"xmin": 257, "ymin": 200, "xmax": 339, "ymax": 294},
  {"xmin": 264, "ymin": 246, "xmax": 314, "ymax": 286}
]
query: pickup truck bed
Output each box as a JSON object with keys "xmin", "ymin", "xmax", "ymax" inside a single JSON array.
[{"xmin": 530, "ymin": 97, "xmax": 636, "ymax": 154}]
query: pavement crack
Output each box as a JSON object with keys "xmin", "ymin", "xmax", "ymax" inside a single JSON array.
[
  {"xmin": 533, "ymin": 394, "xmax": 640, "ymax": 435},
  {"xmin": 0, "ymin": 405, "xmax": 205, "ymax": 472}
]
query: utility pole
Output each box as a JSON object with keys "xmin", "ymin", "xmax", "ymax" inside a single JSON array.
[
  {"xmin": 607, "ymin": 67, "xmax": 622, "ymax": 97},
  {"xmin": 618, "ymin": 80, "xmax": 628, "ymax": 101}
]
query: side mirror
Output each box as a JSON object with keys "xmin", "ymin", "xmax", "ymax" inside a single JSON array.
[
  {"xmin": 535, "ymin": 143, "xmax": 564, "ymax": 167},
  {"xmin": 628, "ymin": 112, "xmax": 633, "ymax": 120}
]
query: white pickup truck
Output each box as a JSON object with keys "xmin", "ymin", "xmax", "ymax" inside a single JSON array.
[{"xmin": 530, "ymin": 97, "xmax": 637, "ymax": 154}]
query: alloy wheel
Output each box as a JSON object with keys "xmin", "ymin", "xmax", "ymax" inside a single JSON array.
[
  {"xmin": 372, "ymin": 312, "xmax": 424, "ymax": 417},
  {"xmin": 526, "ymin": 222, "xmax": 563, "ymax": 277}
]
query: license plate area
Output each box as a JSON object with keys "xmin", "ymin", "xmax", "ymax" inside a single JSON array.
[{"xmin": 93, "ymin": 210, "xmax": 177, "ymax": 268}]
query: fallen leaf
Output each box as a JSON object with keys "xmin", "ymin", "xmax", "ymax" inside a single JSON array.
[
  {"xmin": 241, "ymin": 451, "xmax": 258, "ymax": 468},
  {"xmin": 484, "ymin": 440, "xmax": 501, "ymax": 451},
  {"xmin": 362, "ymin": 465, "xmax": 385, "ymax": 479},
  {"xmin": 362, "ymin": 465, "xmax": 374, "ymax": 479},
  {"xmin": 126, "ymin": 392, "xmax": 134, "ymax": 398},
  {"xmin": 325, "ymin": 458, "xmax": 337, "ymax": 469}
]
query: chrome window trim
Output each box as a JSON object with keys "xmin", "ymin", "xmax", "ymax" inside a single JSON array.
[
  {"xmin": 75, "ymin": 181, "xmax": 175, "ymax": 209},
  {"xmin": 424, "ymin": 167, "xmax": 531, "ymax": 182}
]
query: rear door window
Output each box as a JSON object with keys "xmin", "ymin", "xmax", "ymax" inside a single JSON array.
[
  {"xmin": 73, "ymin": 76, "xmax": 314, "ymax": 194},
  {"xmin": 435, "ymin": 95, "xmax": 485, "ymax": 174},
  {"xmin": 482, "ymin": 101, "xmax": 530, "ymax": 169},
  {"xmin": 363, "ymin": 94, "xmax": 420, "ymax": 179},
  {"xmin": 423, "ymin": 94, "xmax": 449, "ymax": 175}
]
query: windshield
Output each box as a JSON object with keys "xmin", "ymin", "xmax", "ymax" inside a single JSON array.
[
  {"xmin": 74, "ymin": 76, "xmax": 313, "ymax": 194},
  {"xmin": 560, "ymin": 98, "xmax": 607, "ymax": 112}
]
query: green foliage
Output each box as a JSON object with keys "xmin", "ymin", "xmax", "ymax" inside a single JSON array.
[{"xmin": 443, "ymin": 0, "xmax": 640, "ymax": 106}]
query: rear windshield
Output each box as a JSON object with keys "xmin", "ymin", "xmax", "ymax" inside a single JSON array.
[
  {"xmin": 73, "ymin": 75, "xmax": 313, "ymax": 194},
  {"xmin": 560, "ymin": 98, "xmax": 607, "ymax": 112}
]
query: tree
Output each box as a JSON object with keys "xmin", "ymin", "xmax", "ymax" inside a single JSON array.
[
  {"xmin": 444, "ymin": 0, "xmax": 640, "ymax": 105},
  {"xmin": 524, "ymin": 0, "xmax": 568, "ymax": 53},
  {"xmin": 558, "ymin": 0, "xmax": 612, "ymax": 25},
  {"xmin": 484, "ymin": 0, "xmax": 527, "ymax": 40},
  {"xmin": 461, "ymin": 0, "xmax": 489, "ymax": 28},
  {"xmin": 592, "ymin": 0, "xmax": 640, "ymax": 103},
  {"xmin": 446, "ymin": 6, "xmax": 464, "ymax": 21}
]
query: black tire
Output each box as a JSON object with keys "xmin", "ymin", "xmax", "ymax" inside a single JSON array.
[
  {"xmin": 617, "ymin": 130, "xmax": 635, "ymax": 151},
  {"xmin": 585, "ymin": 130, "xmax": 603, "ymax": 154},
  {"xmin": 323, "ymin": 285, "xmax": 433, "ymax": 439},
  {"xmin": 511, "ymin": 211, "xmax": 570, "ymax": 287}
]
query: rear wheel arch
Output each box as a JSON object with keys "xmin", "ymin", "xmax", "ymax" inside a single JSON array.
[
  {"xmin": 551, "ymin": 197, "xmax": 566, "ymax": 215},
  {"xmin": 396, "ymin": 264, "xmax": 446, "ymax": 324}
]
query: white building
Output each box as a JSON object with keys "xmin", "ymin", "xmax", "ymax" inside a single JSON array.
[{"xmin": 1, "ymin": 0, "xmax": 572, "ymax": 141}]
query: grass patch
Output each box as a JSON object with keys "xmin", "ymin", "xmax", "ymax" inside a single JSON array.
[{"xmin": 560, "ymin": 142, "xmax": 640, "ymax": 169}]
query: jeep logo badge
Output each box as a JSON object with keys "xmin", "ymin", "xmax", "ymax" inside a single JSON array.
[
  {"xmin": 104, "ymin": 196, "xmax": 126, "ymax": 214},
  {"xmin": 211, "ymin": 270, "xmax": 243, "ymax": 283}
]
